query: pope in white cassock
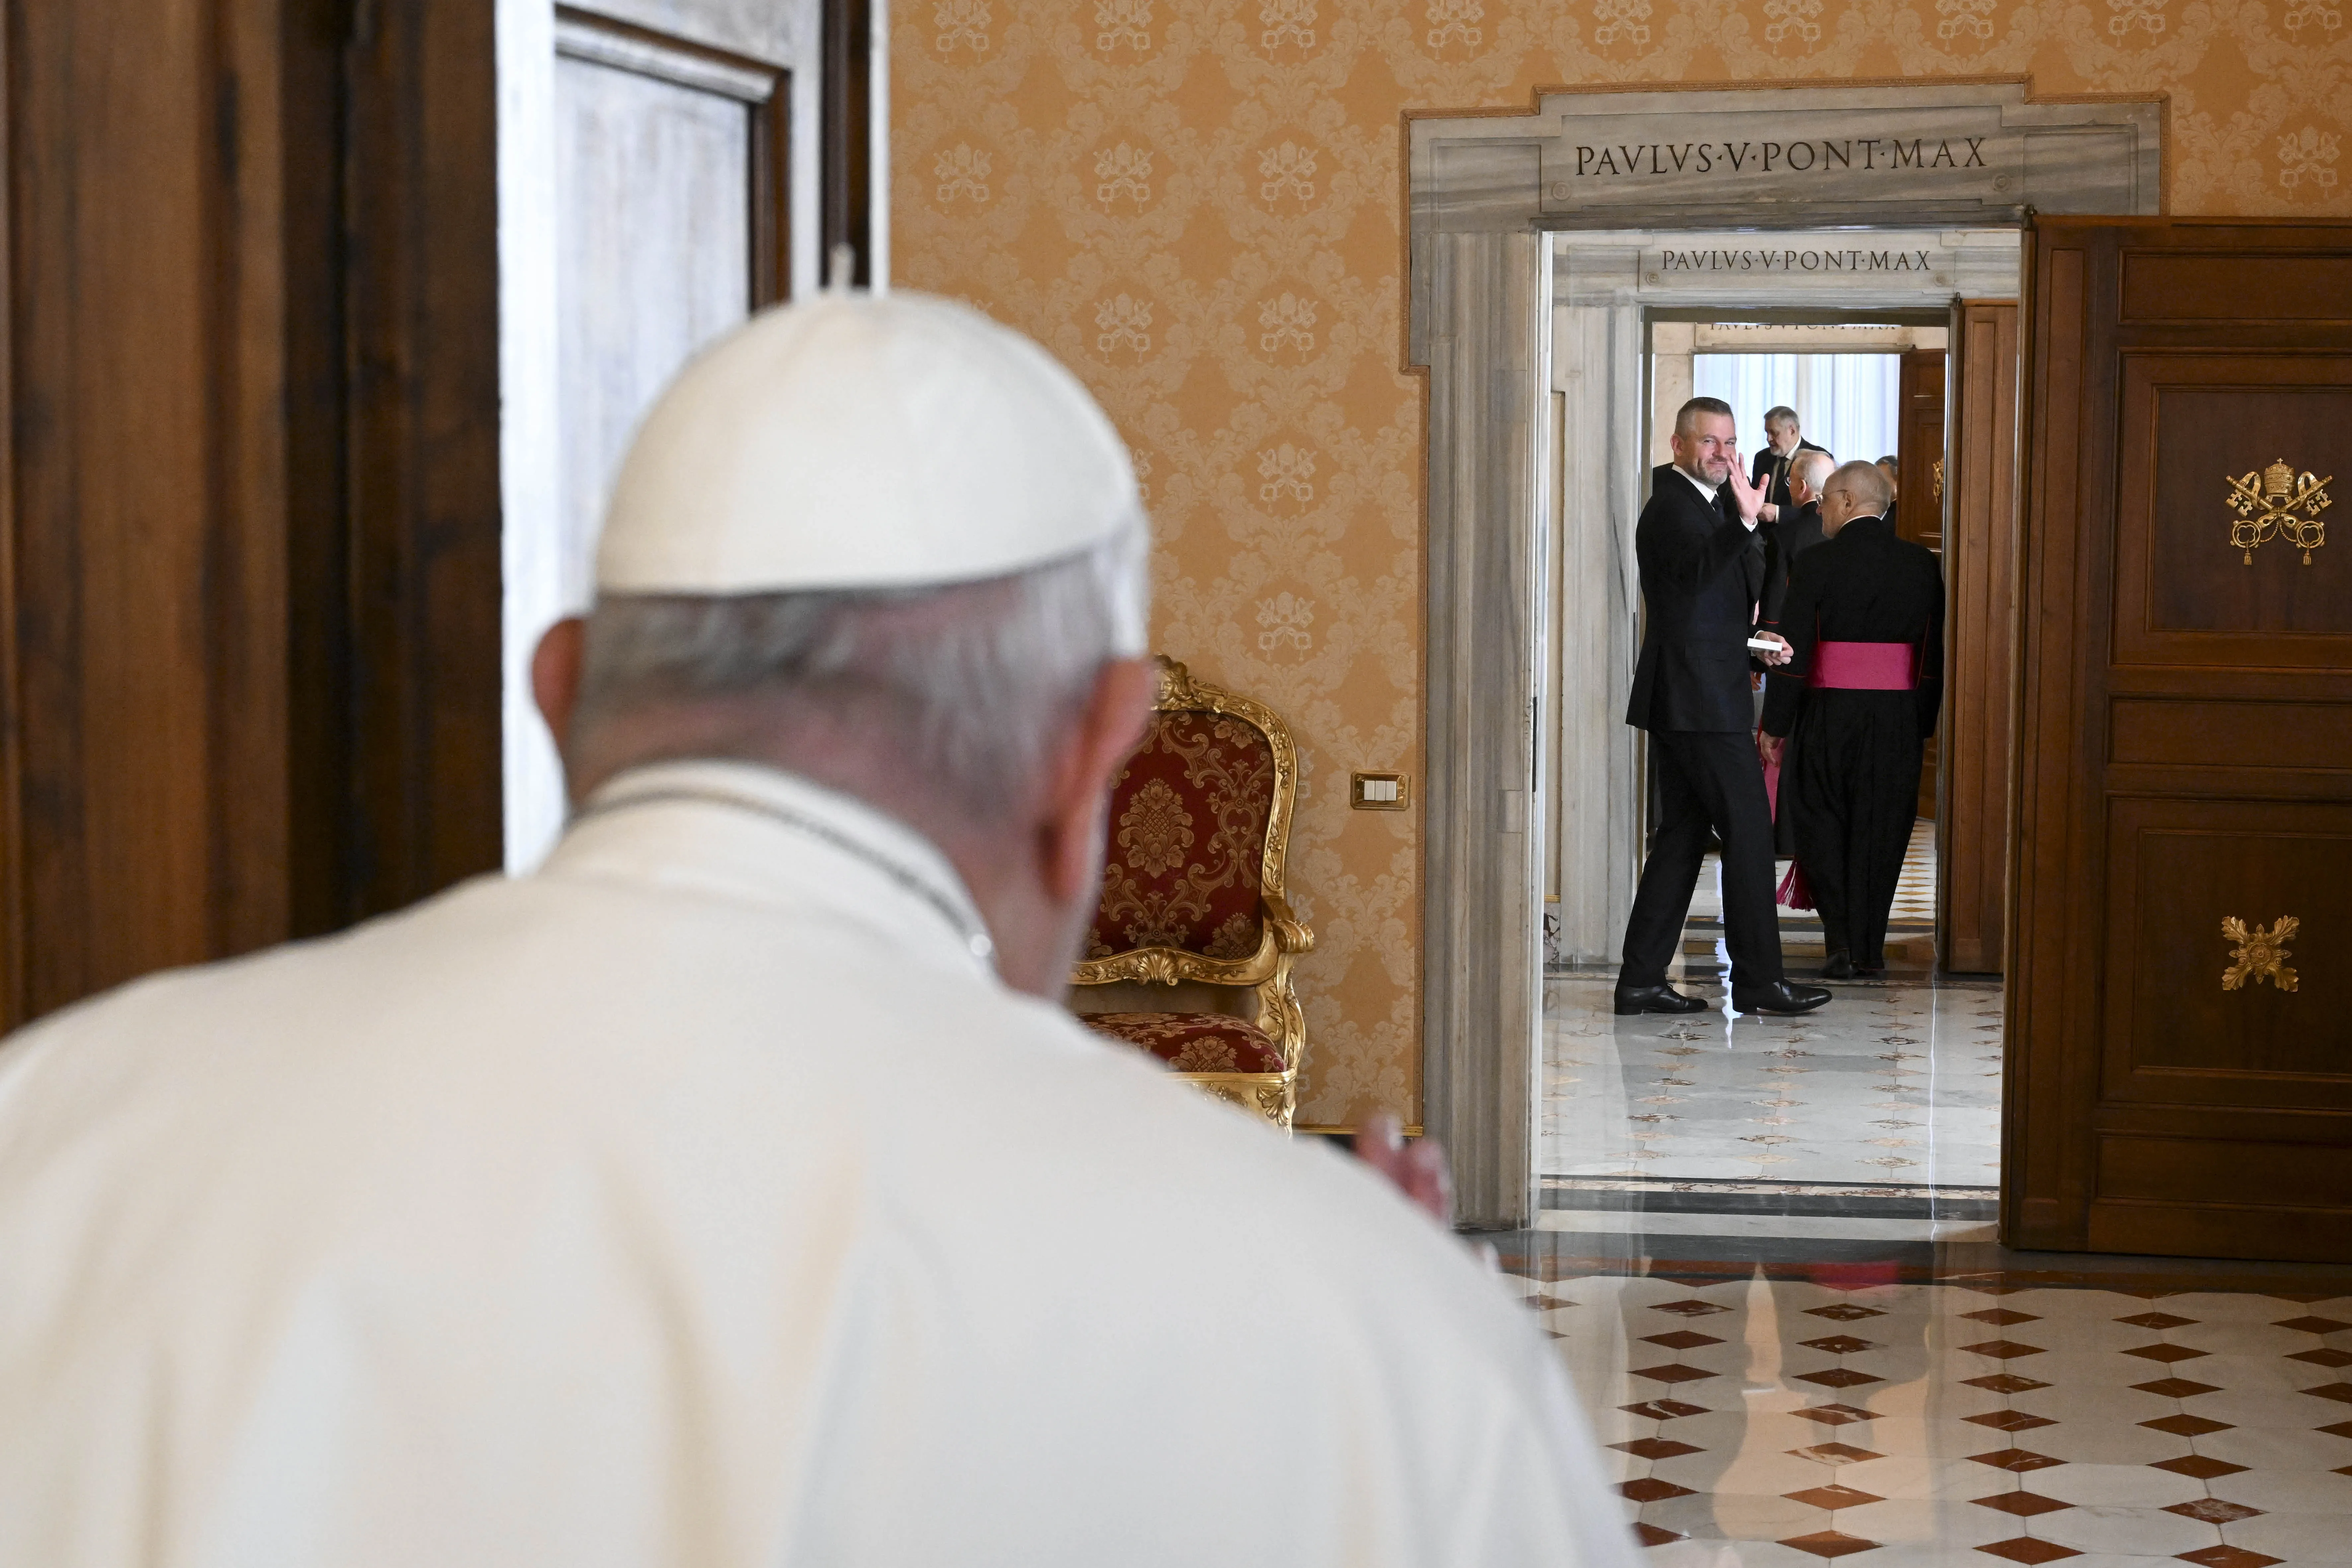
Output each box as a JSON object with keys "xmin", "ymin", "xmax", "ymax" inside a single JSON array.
[{"xmin": 0, "ymin": 293, "xmax": 1633, "ymax": 1567}]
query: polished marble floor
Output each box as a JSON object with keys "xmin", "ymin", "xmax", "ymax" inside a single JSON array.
[
  {"xmin": 1522, "ymin": 822, "xmax": 2352, "ymax": 1561},
  {"xmin": 1543, "ymin": 975, "xmax": 2004, "ymax": 1193},
  {"xmin": 1508, "ymin": 1266, "xmax": 2352, "ymax": 1565}
]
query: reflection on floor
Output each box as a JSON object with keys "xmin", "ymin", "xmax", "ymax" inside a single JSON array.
[
  {"xmin": 1524, "ymin": 856, "xmax": 2352, "ymax": 1563},
  {"xmin": 1504, "ymin": 1261, "xmax": 2352, "ymax": 1565},
  {"xmin": 1544, "ymin": 976, "xmax": 2003, "ymax": 1194}
]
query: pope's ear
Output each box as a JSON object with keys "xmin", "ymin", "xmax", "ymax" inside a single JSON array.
[
  {"xmin": 532, "ymin": 617, "xmax": 588, "ymax": 749},
  {"xmin": 1040, "ymin": 657, "xmax": 1153, "ymax": 904}
]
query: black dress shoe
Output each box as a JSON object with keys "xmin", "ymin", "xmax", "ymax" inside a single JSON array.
[
  {"xmin": 1613, "ymin": 983, "xmax": 1709, "ymax": 1016},
  {"xmin": 1731, "ymin": 979, "xmax": 1833, "ymax": 1015},
  {"xmin": 1819, "ymin": 951, "xmax": 1856, "ymax": 980}
]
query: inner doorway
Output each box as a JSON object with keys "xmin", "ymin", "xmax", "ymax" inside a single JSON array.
[{"xmin": 1538, "ymin": 270, "xmax": 2019, "ymax": 1256}]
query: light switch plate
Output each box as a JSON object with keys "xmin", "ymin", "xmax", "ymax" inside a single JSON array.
[{"xmin": 1351, "ymin": 772, "xmax": 1410, "ymax": 810}]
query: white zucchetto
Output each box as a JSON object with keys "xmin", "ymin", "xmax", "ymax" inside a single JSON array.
[{"xmin": 595, "ymin": 291, "xmax": 1141, "ymax": 594}]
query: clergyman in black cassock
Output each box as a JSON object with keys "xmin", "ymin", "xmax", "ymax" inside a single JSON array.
[
  {"xmin": 1760, "ymin": 461, "xmax": 1945, "ymax": 978},
  {"xmin": 1618, "ymin": 398, "xmax": 1831, "ymax": 1018}
]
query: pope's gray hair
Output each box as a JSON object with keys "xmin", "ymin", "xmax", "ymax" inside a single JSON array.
[{"xmin": 572, "ymin": 515, "xmax": 1150, "ymax": 818}]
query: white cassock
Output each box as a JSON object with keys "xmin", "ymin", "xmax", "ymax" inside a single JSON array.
[{"xmin": 0, "ymin": 760, "xmax": 1634, "ymax": 1568}]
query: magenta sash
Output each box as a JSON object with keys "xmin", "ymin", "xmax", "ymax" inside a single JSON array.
[{"xmin": 1809, "ymin": 640, "xmax": 1917, "ymax": 690}]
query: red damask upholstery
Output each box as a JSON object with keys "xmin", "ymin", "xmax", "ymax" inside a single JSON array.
[
  {"xmin": 1071, "ymin": 657, "xmax": 1310, "ymax": 1129},
  {"xmin": 1081, "ymin": 1012, "xmax": 1286, "ymax": 1075},
  {"xmin": 1087, "ymin": 710, "xmax": 1273, "ymax": 961}
]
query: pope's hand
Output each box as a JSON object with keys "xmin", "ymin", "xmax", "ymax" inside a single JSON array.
[
  {"xmin": 1723, "ymin": 455, "xmax": 1767, "ymax": 525},
  {"xmin": 1355, "ymin": 1111, "xmax": 1452, "ymax": 1227},
  {"xmin": 1753, "ymin": 630, "xmax": 1792, "ymax": 666}
]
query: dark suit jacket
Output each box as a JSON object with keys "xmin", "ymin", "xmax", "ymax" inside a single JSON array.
[
  {"xmin": 1750, "ymin": 439, "xmax": 1828, "ymax": 515},
  {"xmin": 1626, "ymin": 464, "xmax": 1767, "ymax": 734},
  {"xmin": 1759, "ymin": 501, "xmax": 1827, "ymax": 629},
  {"xmin": 1760, "ymin": 515, "xmax": 1945, "ymax": 739}
]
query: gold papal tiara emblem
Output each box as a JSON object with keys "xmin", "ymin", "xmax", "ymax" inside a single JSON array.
[{"xmin": 2224, "ymin": 459, "xmax": 2330, "ymax": 565}]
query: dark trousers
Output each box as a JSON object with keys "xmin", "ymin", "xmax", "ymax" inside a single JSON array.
[
  {"xmin": 1621, "ymin": 729, "xmax": 1786, "ymax": 989},
  {"xmin": 1787, "ymin": 692, "xmax": 1923, "ymax": 969}
]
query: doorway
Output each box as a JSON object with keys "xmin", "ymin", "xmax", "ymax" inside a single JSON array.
[
  {"xmin": 1408, "ymin": 87, "xmax": 2159, "ymax": 1229},
  {"xmin": 1538, "ymin": 296, "xmax": 2004, "ymax": 1256}
]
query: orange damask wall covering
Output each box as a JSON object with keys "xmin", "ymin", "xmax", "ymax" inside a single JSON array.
[{"xmin": 894, "ymin": 0, "xmax": 2352, "ymax": 1127}]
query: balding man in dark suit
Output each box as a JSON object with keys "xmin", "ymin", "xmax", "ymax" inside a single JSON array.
[{"xmin": 1617, "ymin": 397, "xmax": 1833, "ymax": 1019}]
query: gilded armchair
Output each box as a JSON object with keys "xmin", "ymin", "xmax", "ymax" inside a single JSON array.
[{"xmin": 1070, "ymin": 657, "xmax": 1314, "ymax": 1129}]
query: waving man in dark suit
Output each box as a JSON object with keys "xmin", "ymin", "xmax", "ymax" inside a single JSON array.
[{"xmin": 1617, "ymin": 397, "xmax": 1834, "ymax": 1019}]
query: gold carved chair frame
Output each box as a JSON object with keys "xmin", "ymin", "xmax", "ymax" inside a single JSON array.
[{"xmin": 1071, "ymin": 657, "xmax": 1314, "ymax": 1128}]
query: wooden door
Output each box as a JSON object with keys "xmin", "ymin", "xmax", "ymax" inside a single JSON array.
[
  {"xmin": 1942, "ymin": 303, "xmax": 2020, "ymax": 975},
  {"xmin": 1897, "ymin": 349, "xmax": 1947, "ymax": 820},
  {"xmin": 2010, "ymin": 219, "xmax": 2352, "ymax": 1262}
]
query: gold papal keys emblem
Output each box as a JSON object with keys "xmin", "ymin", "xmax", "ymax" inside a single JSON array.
[{"xmin": 2223, "ymin": 459, "xmax": 2329, "ymax": 565}]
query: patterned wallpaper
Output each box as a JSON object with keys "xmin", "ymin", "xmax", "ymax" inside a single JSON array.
[{"xmin": 893, "ymin": 0, "xmax": 2352, "ymax": 1126}]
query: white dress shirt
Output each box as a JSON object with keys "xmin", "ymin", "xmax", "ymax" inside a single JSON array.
[
  {"xmin": 0, "ymin": 759, "xmax": 1634, "ymax": 1568},
  {"xmin": 1677, "ymin": 463, "xmax": 1760, "ymax": 531}
]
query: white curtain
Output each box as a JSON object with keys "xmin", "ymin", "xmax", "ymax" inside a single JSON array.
[{"xmin": 1691, "ymin": 353, "xmax": 1900, "ymax": 472}]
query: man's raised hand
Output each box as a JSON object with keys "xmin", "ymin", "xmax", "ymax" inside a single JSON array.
[{"xmin": 1724, "ymin": 455, "xmax": 1767, "ymax": 526}]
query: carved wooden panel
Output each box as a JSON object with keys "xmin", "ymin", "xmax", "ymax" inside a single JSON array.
[
  {"xmin": 2104, "ymin": 798, "xmax": 2352, "ymax": 1089},
  {"xmin": 1942, "ymin": 302, "xmax": 2019, "ymax": 975},
  {"xmin": 2114, "ymin": 358, "xmax": 2352, "ymax": 652},
  {"xmin": 2012, "ymin": 219, "xmax": 2352, "ymax": 1264}
]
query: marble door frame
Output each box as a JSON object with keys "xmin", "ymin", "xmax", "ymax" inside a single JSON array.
[{"xmin": 1410, "ymin": 85, "xmax": 2159, "ymax": 1230}]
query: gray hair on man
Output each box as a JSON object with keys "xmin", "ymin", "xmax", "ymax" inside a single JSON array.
[
  {"xmin": 1763, "ymin": 405, "xmax": 1799, "ymax": 431},
  {"xmin": 1828, "ymin": 457, "xmax": 1894, "ymax": 515},
  {"xmin": 1674, "ymin": 395, "xmax": 1734, "ymax": 435},
  {"xmin": 572, "ymin": 514, "xmax": 1151, "ymax": 825},
  {"xmin": 1791, "ymin": 449, "xmax": 1836, "ymax": 493}
]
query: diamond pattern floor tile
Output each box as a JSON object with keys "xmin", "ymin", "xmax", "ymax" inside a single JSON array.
[
  {"xmin": 1968, "ymin": 1410, "xmax": 2059, "ymax": 1433},
  {"xmin": 1622, "ymin": 1399, "xmax": 1708, "ymax": 1421},
  {"xmin": 1779, "ymin": 1529, "xmax": 1882, "ymax": 1558},
  {"xmin": 1783, "ymin": 1484, "xmax": 1883, "ymax": 1510},
  {"xmin": 1964, "ymin": 1340, "xmax": 2048, "ymax": 1360},
  {"xmin": 1615, "ymin": 1437, "xmax": 1705, "ymax": 1460},
  {"xmin": 2173, "ymin": 1546, "xmax": 2282, "ymax": 1568},
  {"xmin": 2164, "ymin": 1498, "xmax": 2263, "ymax": 1523},
  {"xmin": 1620, "ymin": 1477, "xmax": 1698, "ymax": 1503},
  {"xmin": 1974, "ymin": 1536, "xmax": 2081, "ymax": 1563},
  {"xmin": 1790, "ymin": 1442, "xmax": 1884, "ymax": 1465},
  {"xmin": 1972, "ymin": 1491, "xmax": 2072, "ymax": 1517},
  {"xmin": 2148, "ymin": 1454, "xmax": 2249, "ymax": 1480},
  {"xmin": 1793, "ymin": 1404, "xmax": 1878, "ymax": 1427},
  {"xmin": 1966, "ymin": 1374, "xmax": 2054, "ymax": 1394}
]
